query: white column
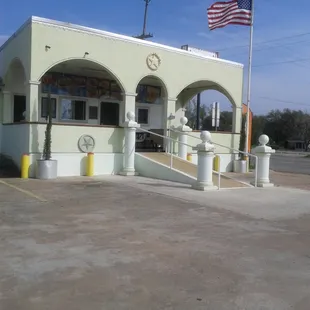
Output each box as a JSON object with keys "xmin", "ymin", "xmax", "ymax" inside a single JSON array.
[
  {"xmin": 121, "ymin": 92, "xmax": 137, "ymax": 124},
  {"xmin": 175, "ymin": 98, "xmax": 186, "ymax": 123},
  {"xmin": 251, "ymin": 134, "xmax": 275, "ymax": 187},
  {"xmin": 192, "ymin": 131, "xmax": 217, "ymax": 191},
  {"xmin": 163, "ymin": 97, "xmax": 177, "ymax": 130},
  {"xmin": 26, "ymin": 81, "xmax": 40, "ymax": 122},
  {"xmin": 163, "ymin": 97, "xmax": 177, "ymax": 153},
  {"xmin": 2, "ymin": 91, "xmax": 12, "ymax": 124},
  {"xmin": 177, "ymin": 116, "xmax": 192, "ymax": 160},
  {"xmin": 232, "ymin": 106, "xmax": 242, "ymax": 134},
  {"xmin": 120, "ymin": 111, "xmax": 140, "ymax": 176}
]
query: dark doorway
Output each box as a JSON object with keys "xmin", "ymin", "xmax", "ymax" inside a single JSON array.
[
  {"xmin": 13, "ymin": 95, "xmax": 26, "ymax": 122},
  {"xmin": 100, "ymin": 102, "xmax": 119, "ymax": 126}
]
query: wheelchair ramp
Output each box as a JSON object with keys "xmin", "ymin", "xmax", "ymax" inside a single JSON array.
[{"xmin": 136, "ymin": 152, "xmax": 250, "ymax": 189}]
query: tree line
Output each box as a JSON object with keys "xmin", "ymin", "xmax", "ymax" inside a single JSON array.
[{"xmin": 185, "ymin": 99, "xmax": 310, "ymax": 151}]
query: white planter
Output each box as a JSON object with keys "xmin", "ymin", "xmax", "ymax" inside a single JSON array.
[
  {"xmin": 36, "ymin": 159, "xmax": 58, "ymax": 179},
  {"xmin": 233, "ymin": 160, "xmax": 247, "ymax": 173}
]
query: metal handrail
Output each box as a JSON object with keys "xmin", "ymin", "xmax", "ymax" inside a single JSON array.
[
  {"xmin": 137, "ymin": 127, "xmax": 193, "ymax": 171},
  {"xmin": 136, "ymin": 127, "xmax": 222, "ymax": 190},
  {"xmin": 170, "ymin": 127, "xmax": 258, "ymax": 188},
  {"xmin": 215, "ymin": 154, "xmax": 221, "ymax": 190},
  {"xmin": 137, "ymin": 128, "xmax": 193, "ymax": 148}
]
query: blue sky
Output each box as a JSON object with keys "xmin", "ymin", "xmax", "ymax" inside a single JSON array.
[{"xmin": 1, "ymin": 0, "xmax": 310, "ymax": 115}]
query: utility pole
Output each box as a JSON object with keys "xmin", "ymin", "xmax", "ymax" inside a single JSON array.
[
  {"xmin": 196, "ymin": 93, "xmax": 201, "ymax": 130},
  {"xmin": 134, "ymin": 0, "xmax": 154, "ymax": 40}
]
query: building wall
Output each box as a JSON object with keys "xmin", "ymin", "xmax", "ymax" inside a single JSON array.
[
  {"xmin": 0, "ymin": 17, "xmax": 244, "ymax": 176},
  {"xmin": 1, "ymin": 124, "xmax": 30, "ymax": 167},
  {"xmin": 136, "ymin": 102, "xmax": 163, "ymax": 130},
  {"xmin": 29, "ymin": 124, "xmax": 124, "ymax": 154},
  {"xmin": 28, "ymin": 153, "xmax": 123, "ymax": 178},
  {"xmin": 0, "ymin": 23, "xmax": 31, "ymax": 83},
  {"xmin": 27, "ymin": 124, "xmax": 125, "ymax": 177},
  {"xmin": 29, "ymin": 19, "xmax": 243, "ymax": 108},
  {"xmin": 28, "ymin": 19, "xmax": 243, "ymax": 154}
]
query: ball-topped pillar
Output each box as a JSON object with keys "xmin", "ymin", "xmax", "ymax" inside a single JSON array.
[
  {"xmin": 120, "ymin": 111, "xmax": 140, "ymax": 176},
  {"xmin": 177, "ymin": 116, "xmax": 192, "ymax": 160},
  {"xmin": 192, "ymin": 131, "xmax": 217, "ymax": 191},
  {"xmin": 251, "ymin": 134, "xmax": 275, "ymax": 187}
]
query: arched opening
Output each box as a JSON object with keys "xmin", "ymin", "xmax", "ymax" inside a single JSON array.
[
  {"xmin": 4, "ymin": 58, "xmax": 27, "ymax": 123},
  {"xmin": 135, "ymin": 75, "xmax": 168, "ymax": 152},
  {"xmin": 39, "ymin": 59, "xmax": 124, "ymax": 126},
  {"xmin": 177, "ymin": 81, "xmax": 238, "ymax": 133}
]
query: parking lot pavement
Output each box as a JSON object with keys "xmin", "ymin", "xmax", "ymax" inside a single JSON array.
[
  {"xmin": 1, "ymin": 176, "xmax": 310, "ymax": 309},
  {"xmin": 270, "ymin": 154, "xmax": 310, "ymax": 175},
  {"xmin": 225, "ymin": 170, "xmax": 310, "ymax": 191}
]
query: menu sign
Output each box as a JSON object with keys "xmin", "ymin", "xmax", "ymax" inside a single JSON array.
[
  {"xmin": 41, "ymin": 72, "xmax": 122, "ymax": 100},
  {"xmin": 136, "ymin": 84, "xmax": 161, "ymax": 104}
]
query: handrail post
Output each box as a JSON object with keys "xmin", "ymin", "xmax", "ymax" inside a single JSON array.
[
  {"xmin": 176, "ymin": 116, "xmax": 192, "ymax": 160},
  {"xmin": 217, "ymin": 155, "xmax": 221, "ymax": 190},
  {"xmin": 172, "ymin": 128, "xmax": 258, "ymax": 179},
  {"xmin": 251, "ymin": 135, "xmax": 275, "ymax": 187},
  {"xmin": 120, "ymin": 111, "xmax": 140, "ymax": 176},
  {"xmin": 192, "ymin": 131, "xmax": 217, "ymax": 191}
]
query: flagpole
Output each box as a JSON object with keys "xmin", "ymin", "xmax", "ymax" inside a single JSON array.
[{"xmin": 245, "ymin": 0, "xmax": 254, "ymax": 167}]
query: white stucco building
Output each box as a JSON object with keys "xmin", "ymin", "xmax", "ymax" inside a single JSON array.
[{"xmin": 0, "ymin": 16, "xmax": 244, "ymax": 177}]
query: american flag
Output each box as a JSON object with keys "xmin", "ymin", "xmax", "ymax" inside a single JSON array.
[{"xmin": 207, "ymin": 0, "xmax": 252, "ymax": 31}]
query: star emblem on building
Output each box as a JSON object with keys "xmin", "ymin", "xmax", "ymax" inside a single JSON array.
[
  {"xmin": 146, "ymin": 53, "xmax": 161, "ymax": 71},
  {"xmin": 78, "ymin": 135, "xmax": 95, "ymax": 153}
]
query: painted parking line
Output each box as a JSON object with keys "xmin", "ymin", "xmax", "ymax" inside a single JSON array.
[{"xmin": 0, "ymin": 180, "xmax": 47, "ymax": 202}]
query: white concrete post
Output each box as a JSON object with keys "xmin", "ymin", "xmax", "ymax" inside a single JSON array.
[
  {"xmin": 26, "ymin": 81, "xmax": 40, "ymax": 122},
  {"xmin": 251, "ymin": 134, "xmax": 275, "ymax": 187},
  {"xmin": 120, "ymin": 111, "xmax": 140, "ymax": 176},
  {"xmin": 177, "ymin": 116, "xmax": 192, "ymax": 160},
  {"xmin": 192, "ymin": 131, "xmax": 217, "ymax": 191}
]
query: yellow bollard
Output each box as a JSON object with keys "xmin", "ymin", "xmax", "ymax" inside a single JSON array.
[
  {"xmin": 21, "ymin": 154, "xmax": 30, "ymax": 179},
  {"xmin": 187, "ymin": 153, "xmax": 192, "ymax": 162},
  {"xmin": 213, "ymin": 155, "xmax": 220, "ymax": 172},
  {"xmin": 86, "ymin": 152, "xmax": 94, "ymax": 177}
]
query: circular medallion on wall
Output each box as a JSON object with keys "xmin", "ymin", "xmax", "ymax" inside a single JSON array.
[
  {"xmin": 78, "ymin": 135, "xmax": 95, "ymax": 153},
  {"xmin": 146, "ymin": 53, "xmax": 161, "ymax": 71}
]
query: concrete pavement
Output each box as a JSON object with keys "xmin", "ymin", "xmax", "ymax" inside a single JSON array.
[
  {"xmin": 1, "ymin": 175, "xmax": 310, "ymax": 309},
  {"xmin": 271, "ymin": 154, "xmax": 310, "ymax": 175}
]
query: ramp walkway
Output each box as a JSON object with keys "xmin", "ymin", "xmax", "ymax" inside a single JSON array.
[{"xmin": 138, "ymin": 152, "xmax": 249, "ymax": 189}]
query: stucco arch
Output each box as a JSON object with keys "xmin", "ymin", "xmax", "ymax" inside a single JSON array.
[
  {"xmin": 175, "ymin": 79, "xmax": 239, "ymax": 108},
  {"xmin": 3, "ymin": 57, "xmax": 27, "ymax": 94},
  {"xmin": 2, "ymin": 57, "xmax": 28, "ymax": 86},
  {"xmin": 36, "ymin": 57, "xmax": 127, "ymax": 93},
  {"xmin": 134, "ymin": 74, "xmax": 169, "ymax": 98},
  {"xmin": 174, "ymin": 79, "xmax": 242, "ymax": 134}
]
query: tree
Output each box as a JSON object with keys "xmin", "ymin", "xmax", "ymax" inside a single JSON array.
[
  {"xmin": 251, "ymin": 108, "xmax": 310, "ymax": 150},
  {"xmin": 185, "ymin": 97, "xmax": 207, "ymax": 130},
  {"xmin": 42, "ymin": 90, "xmax": 52, "ymax": 160},
  {"xmin": 252, "ymin": 115, "xmax": 266, "ymax": 146}
]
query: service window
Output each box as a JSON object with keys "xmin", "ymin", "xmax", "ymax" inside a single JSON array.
[
  {"xmin": 100, "ymin": 102, "xmax": 119, "ymax": 126},
  {"xmin": 137, "ymin": 108, "xmax": 149, "ymax": 125},
  {"xmin": 13, "ymin": 95, "xmax": 26, "ymax": 122},
  {"xmin": 41, "ymin": 97, "xmax": 57, "ymax": 119},
  {"xmin": 60, "ymin": 98, "xmax": 86, "ymax": 121}
]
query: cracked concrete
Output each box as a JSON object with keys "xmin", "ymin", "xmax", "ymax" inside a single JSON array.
[{"xmin": 1, "ymin": 175, "xmax": 310, "ymax": 309}]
